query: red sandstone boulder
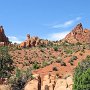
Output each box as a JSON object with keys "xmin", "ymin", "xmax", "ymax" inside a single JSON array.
[
  {"xmin": 0, "ymin": 85, "xmax": 11, "ymax": 90},
  {"xmin": 24, "ymin": 74, "xmax": 41, "ymax": 90}
]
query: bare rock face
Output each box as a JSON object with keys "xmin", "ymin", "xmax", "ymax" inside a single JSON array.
[
  {"xmin": 0, "ymin": 26, "xmax": 9, "ymax": 46},
  {"xmin": 20, "ymin": 34, "xmax": 49, "ymax": 48},
  {"xmin": 0, "ymin": 85, "xmax": 11, "ymax": 90},
  {"xmin": 24, "ymin": 74, "xmax": 41, "ymax": 90},
  {"xmin": 24, "ymin": 74, "xmax": 73, "ymax": 90},
  {"xmin": 64, "ymin": 23, "xmax": 90, "ymax": 44},
  {"xmin": 41, "ymin": 74, "xmax": 56, "ymax": 90},
  {"xmin": 54, "ymin": 79, "xmax": 67, "ymax": 90}
]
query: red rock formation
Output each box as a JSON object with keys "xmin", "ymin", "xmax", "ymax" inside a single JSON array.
[
  {"xmin": 24, "ymin": 74, "xmax": 73, "ymax": 90},
  {"xmin": 0, "ymin": 26, "xmax": 9, "ymax": 46},
  {"xmin": 20, "ymin": 34, "xmax": 49, "ymax": 48},
  {"xmin": 64, "ymin": 23, "xmax": 90, "ymax": 44}
]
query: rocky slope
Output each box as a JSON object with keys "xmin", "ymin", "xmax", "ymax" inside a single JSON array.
[
  {"xmin": 0, "ymin": 26, "xmax": 9, "ymax": 46},
  {"xmin": 63, "ymin": 23, "xmax": 90, "ymax": 44},
  {"xmin": 1, "ymin": 24, "xmax": 90, "ymax": 90}
]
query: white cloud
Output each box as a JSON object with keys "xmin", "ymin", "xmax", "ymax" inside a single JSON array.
[
  {"xmin": 47, "ymin": 31, "xmax": 69, "ymax": 41},
  {"xmin": 53, "ymin": 20, "xmax": 73, "ymax": 28},
  {"xmin": 52, "ymin": 17, "xmax": 82, "ymax": 29},
  {"xmin": 8, "ymin": 36, "xmax": 22, "ymax": 44}
]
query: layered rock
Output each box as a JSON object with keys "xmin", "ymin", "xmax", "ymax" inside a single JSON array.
[
  {"xmin": 41, "ymin": 74, "xmax": 56, "ymax": 90},
  {"xmin": 64, "ymin": 23, "xmax": 90, "ymax": 44},
  {"xmin": 20, "ymin": 34, "xmax": 49, "ymax": 48},
  {"xmin": 24, "ymin": 74, "xmax": 41, "ymax": 90},
  {"xmin": 0, "ymin": 26, "xmax": 9, "ymax": 46},
  {"xmin": 24, "ymin": 74, "xmax": 73, "ymax": 90}
]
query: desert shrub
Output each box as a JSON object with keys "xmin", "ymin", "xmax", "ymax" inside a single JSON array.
[
  {"xmin": 23, "ymin": 62, "xmax": 29, "ymax": 66},
  {"xmin": 64, "ymin": 49, "xmax": 73, "ymax": 54},
  {"xmin": 53, "ymin": 46, "xmax": 58, "ymax": 51},
  {"xmin": 70, "ymin": 56, "xmax": 77, "ymax": 61},
  {"xmin": 52, "ymin": 67, "xmax": 58, "ymax": 71},
  {"xmin": 0, "ymin": 46, "xmax": 14, "ymax": 78},
  {"xmin": 15, "ymin": 67, "xmax": 21, "ymax": 78},
  {"xmin": 10, "ymin": 67, "xmax": 33, "ymax": 90},
  {"xmin": 32, "ymin": 62, "xmax": 40, "ymax": 70},
  {"xmin": 24, "ymin": 56, "xmax": 28, "ymax": 60},
  {"xmin": 68, "ymin": 56, "xmax": 77, "ymax": 65},
  {"xmin": 42, "ymin": 61, "xmax": 49, "ymax": 67},
  {"xmin": 40, "ymin": 48, "xmax": 45, "ymax": 52},
  {"xmin": 56, "ymin": 57, "xmax": 62, "ymax": 63},
  {"xmin": 76, "ymin": 42, "xmax": 82, "ymax": 46},
  {"xmin": 60, "ymin": 61, "xmax": 66, "ymax": 66},
  {"xmin": 86, "ymin": 55, "xmax": 90, "ymax": 59},
  {"xmin": 16, "ymin": 47, "xmax": 22, "ymax": 50},
  {"xmin": 69, "ymin": 61, "xmax": 74, "ymax": 65},
  {"xmin": 81, "ymin": 49, "xmax": 85, "ymax": 53},
  {"xmin": 76, "ymin": 68, "xmax": 90, "ymax": 89},
  {"xmin": 73, "ymin": 55, "xmax": 90, "ymax": 90},
  {"xmin": 79, "ymin": 52, "xmax": 83, "ymax": 56},
  {"xmin": 62, "ymin": 41, "xmax": 70, "ymax": 46}
]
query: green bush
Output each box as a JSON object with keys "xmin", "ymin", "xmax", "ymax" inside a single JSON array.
[
  {"xmin": 73, "ymin": 55, "xmax": 90, "ymax": 90},
  {"xmin": 10, "ymin": 67, "xmax": 33, "ymax": 90},
  {"xmin": 64, "ymin": 49, "xmax": 73, "ymax": 54},
  {"xmin": 42, "ymin": 61, "xmax": 49, "ymax": 67},
  {"xmin": 71, "ymin": 56, "xmax": 78, "ymax": 60},
  {"xmin": 68, "ymin": 56, "xmax": 77, "ymax": 65},
  {"xmin": 0, "ymin": 46, "xmax": 14, "ymax": 78},
  {"xmin": 77, "ymin": 68, "xmax": 90, "ymax": 89},
  {"xmin": 53, "ymin": 46, "xmax": 58, "ymax": 51},
  {"xmin": 32, "ymin": 62, "xmax": 40, "ymax": 70}
]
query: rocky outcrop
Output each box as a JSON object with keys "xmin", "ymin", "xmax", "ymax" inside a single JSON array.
[
  {"xmin": 24, "ymin": 74, "xmax": 73, "ymax": 90},
  {"xmin": 64, "ymin": 23, "xmax": 90, "ymax": 44},
  {"xmin": 24, "ymin": 74, "xmax": 41, "ymax": 90},
  {"xmin": 20, "ymin": 34, "xmax": 49, "ymax": 48},
  {"xmin": 0, "ymin": 85, "xmax": 11, "ymax": 90},
  {"xmin": 0, "ymin": 26, "xmax": 9, "ymax": 46},
  {"xmin": 0, "ymin": 74, "xmax": 73, "ymax": 90},
  {"xmin": 41, "ymin": 74, "xmax": 56, "ymax": 90}
]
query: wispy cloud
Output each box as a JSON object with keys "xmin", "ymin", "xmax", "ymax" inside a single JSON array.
[
  {"xmin": 47, "ymin": 31, "xmax": 69, "ymax": 41},
  {"xmin": 53, "ymin": 20, "xmax": 73, "ymax": 28},
  {"xmin": 52, "ymin": 17, "xmax": 82, "ymax": 29},
  {"xmin": 8, "ymin": 36, "xmax": 22, "ymax": 44}
]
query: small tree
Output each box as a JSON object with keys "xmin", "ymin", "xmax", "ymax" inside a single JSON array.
[
  {"xmin": 73, "ymin": 55, "xmax": 90, "ymax": 90},
  {"xmin": 0, "ymin": 46, "xmax": 14, "ymax": 78},
  {"xmin": 11, "ymin": 67, "xmax": 33, "ymax": 90}
]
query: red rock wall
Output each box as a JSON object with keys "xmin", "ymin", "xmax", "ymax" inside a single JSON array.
[{"xmin": 0, "ymin": 26, "xmax": 9, "ymax": 46}]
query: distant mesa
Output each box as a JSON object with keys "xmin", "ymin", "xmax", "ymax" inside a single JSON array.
[
  {"xmin": 0, "ymin": 26, "xmax": 9, "ymax": 46},
  {"xmin": 63, "ymin": 23, "xmax": 90, "ymax": 44}
]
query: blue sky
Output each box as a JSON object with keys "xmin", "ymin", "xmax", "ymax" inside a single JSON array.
[{"xmin": 0, "ymin": 0, "xmax": 90, "ymax": 43}]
